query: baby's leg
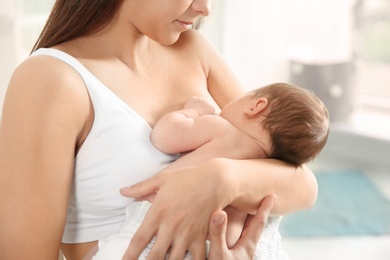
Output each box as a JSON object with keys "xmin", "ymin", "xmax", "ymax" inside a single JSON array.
[{"xmin": 224, "ymin": 205, "xmax": 248, "ymax": 248}]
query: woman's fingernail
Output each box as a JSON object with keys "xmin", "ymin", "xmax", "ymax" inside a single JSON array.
[
  {"xmin": 120, "ymin": 187, "xmax": 130, "ymax": 193},
  {"xmin": 272, "ymin": 195, "xmax": 278, "ymax": 204},
  {"xmin": 212, "ymin": 213, "xmax": 225, "ymax": 224}
]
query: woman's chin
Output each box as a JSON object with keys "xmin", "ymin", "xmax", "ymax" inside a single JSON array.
[{"xmin": 160, "ymin": 36, "xmax": 182, "ymax": 46}]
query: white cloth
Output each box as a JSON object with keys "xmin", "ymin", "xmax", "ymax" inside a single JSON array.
[
  {"xmin": 30, "ymin": 49, "xmax": 178, "ymax": 243},
  {"xmin": 94, "ymin": 201, "xmax": 289, "ymax": 260}
]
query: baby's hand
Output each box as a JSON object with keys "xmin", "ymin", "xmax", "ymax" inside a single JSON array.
[{"xmin": 184, "ymin": 96, "xmax": 216, "ymax": 116}]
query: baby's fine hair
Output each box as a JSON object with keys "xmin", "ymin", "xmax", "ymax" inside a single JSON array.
[{"xmin": 250, "ymin": 82, "xmax": 330, "ymax": 166}]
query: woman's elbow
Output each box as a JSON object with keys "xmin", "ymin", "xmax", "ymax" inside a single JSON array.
[{"xmin": 301, "ymin": 164, "xmax": 318, "ymax": 209}]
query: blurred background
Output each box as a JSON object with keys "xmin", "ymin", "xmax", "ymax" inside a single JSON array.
[{"xmin": 1, "ymin": 0, "xmax": 389, "ymax": 259}]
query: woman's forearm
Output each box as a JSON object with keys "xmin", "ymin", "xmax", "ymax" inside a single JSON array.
[
  {"xmin": 220, "ymin": 158, "xmax": 318, "ymax": 216},
  {"xmin": 119, "ymin": 157, "xmax": 313, "ymax": 258}
]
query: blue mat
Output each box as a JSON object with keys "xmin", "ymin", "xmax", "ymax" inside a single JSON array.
[{"xmin": 279, "ymin": 170, "xmax": 390, "ymax": 237}]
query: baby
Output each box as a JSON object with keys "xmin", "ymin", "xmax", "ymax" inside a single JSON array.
[{"xmin": 90, "ymin": 82, "xmax": 330, "ymax": 259}]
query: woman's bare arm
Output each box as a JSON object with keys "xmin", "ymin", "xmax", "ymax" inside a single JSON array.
[
  {"xmin": 0, "ymin": 56, "xmax": 90, "ymax": 259},
  {"xmin": 190, "ymin": 29, "xmax": 318, "ymax": 212},
  {"xmin": 121, "ymin": 157, "xmax": 317, "ymax": 259},
  {"xmin": 221, "ymin": 158, "xmax": 317, "ymax": 216},
  {"xmin": 193, "ymin": 30, "xmax": 318, "ymax": 213}
]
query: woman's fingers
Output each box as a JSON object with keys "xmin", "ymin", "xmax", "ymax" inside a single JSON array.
[
  {"xmin": 121, "ymin": 165, "xmax": 225, "ymax": 260},
  {"xmin": 208, "ymin": 194, "xmax": 277, "ymax": 260},
  {"xmin": 122, "ymin": 228, "xmax": 155, "ymax": 259},
  {"xmin": 122, "ymin": 208, "xmax": 160, "ymax": 260},
  {"xmin": 187, "ymin": 237, "xmax": 207, "ymax": 260},
  {"xmin": 120, "ymin": 173, "xmax": 165, "ymax": 198},
  {"xmin": 207, "ymin": 210, "xmax": 230, "ymax": 259},
  {"xmin": 120, "ymin": 174, "xmax": 162, "ymax": 199},
  {"xmin": 236, "ymin": 194, "xmax": 277, "ymax": 255},
  {"xmin": 122, "ymin": 220, "xmax": 206, "ymax": 260}
]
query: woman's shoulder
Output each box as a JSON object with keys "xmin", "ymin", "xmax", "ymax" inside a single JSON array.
[
  {"xmin": 11, "ymin": 53, "xmax": 88, "ymax": 98},
  {"xmin": 14, "ymin": 53, "xmax": 73, "ymax": 81},
  {"xmin": 6, "ymin": 53, "xmax": 91, "ymax": 127}
]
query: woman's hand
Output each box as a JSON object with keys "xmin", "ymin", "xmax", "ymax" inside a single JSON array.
[
  {"xmin": 120, "ymin": 159, "xmax": 235, "ymax": 260},
  {"xmin": 208, "ymin": 194, "xmax": 277, "ymax": 260}
]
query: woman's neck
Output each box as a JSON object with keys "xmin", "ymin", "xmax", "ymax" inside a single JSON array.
[{"xmin": 58, "ymin": 20, "xmax": 155, "ymax": 71}]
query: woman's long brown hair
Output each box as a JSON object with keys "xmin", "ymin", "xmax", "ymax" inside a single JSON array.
[{"xmin": 31, "ymin": 0, "xmax": 124, "ymax": 53}]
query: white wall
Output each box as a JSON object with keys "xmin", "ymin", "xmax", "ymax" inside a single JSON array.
[
  {"xmin": 0, "ymin": 0, "xmax": 52, "ymax": 117},
  {"xmin": 0, "ymin": 0, "xmax": 18, "ymax": 113},
  {"xmin": 201, "ymin": 0, "xmax": 355, "ymax": 91}
]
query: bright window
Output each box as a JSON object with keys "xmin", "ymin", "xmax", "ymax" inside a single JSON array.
[
  {"xmin": 355, "ymin": 0, "xmax": 390, "ymax": 105},
  {"xmin": 201, "ymin": 0, "xmax": 390, "ymax": 140}
]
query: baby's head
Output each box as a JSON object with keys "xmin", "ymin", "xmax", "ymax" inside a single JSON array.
[{"xmin": 250, "ymin": 82, "xmax": 330, "ymax": 166}]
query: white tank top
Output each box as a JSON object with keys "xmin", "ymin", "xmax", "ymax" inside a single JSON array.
[{"xmin": 31, "ymin": 48, "xmax": 178, "ymax": 243}]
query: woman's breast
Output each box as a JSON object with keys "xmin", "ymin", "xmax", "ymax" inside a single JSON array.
[{"xmin": 63, "ymin": 100, "xmax": 178, "ymax": 244}]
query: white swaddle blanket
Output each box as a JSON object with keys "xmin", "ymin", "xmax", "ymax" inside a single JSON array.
[
  {"xmin": 93, "ymin": 201, "xmax": 289, "ymax": 260},
  {"xmin": 93, "ymin": 201, "xmax": 194, "ymax": 259}
]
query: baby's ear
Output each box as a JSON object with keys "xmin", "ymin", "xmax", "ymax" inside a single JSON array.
[{"xmin": 245, "ymin": 98, "xmax": 268, "ymax": 117}]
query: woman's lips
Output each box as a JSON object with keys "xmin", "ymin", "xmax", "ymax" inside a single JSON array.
[{"xmin": 176, "ymin": 20, "xmax": 193, "ymax": 30}]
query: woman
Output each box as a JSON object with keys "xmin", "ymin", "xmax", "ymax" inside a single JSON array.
[{"xmin": 0, "ymin": 0, "xmax": 317, "ymax": 259}]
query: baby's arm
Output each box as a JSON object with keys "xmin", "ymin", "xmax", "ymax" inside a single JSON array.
[{"xmin": 151, "ymin": 96, "xmax": 216, "ymax": 154}]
